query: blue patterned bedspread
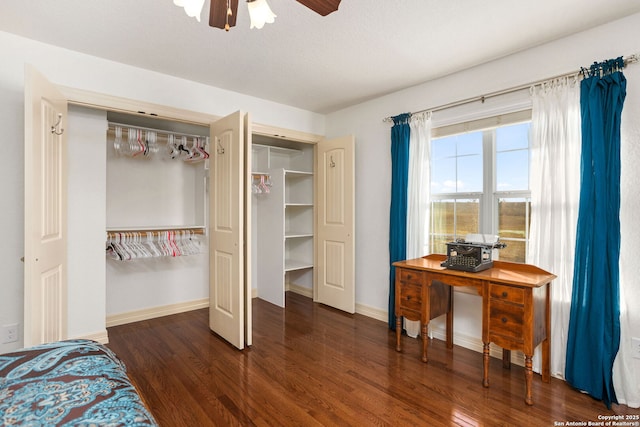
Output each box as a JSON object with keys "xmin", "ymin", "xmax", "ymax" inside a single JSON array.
[{"xmin": 0, "ymin": 339, "xmax": 157, "ymax": 426}]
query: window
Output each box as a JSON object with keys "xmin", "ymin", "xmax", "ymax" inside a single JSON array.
[{"xmin": 429, "ymin": 113, "xmax": 531, "ymax": 263}]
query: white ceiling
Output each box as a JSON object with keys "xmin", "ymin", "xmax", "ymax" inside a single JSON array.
[{"xmin": 2, "ymin": 0, "xmax": 640, "ymax": 113}]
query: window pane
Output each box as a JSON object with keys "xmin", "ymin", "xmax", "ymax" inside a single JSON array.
[
  {"xmin": 496, "ymin": 122, "xmax": 530, "ymax": 192},
  {"xmin": 496, "ymin": 122, "xmax": 529, "ymax": 151},
  {"xmin": 457, "ymin": 154, "xmax": 483, "ymax": 192},
  {"xmin": 497, "ymin": 150, "xmax": 529, "ymax": 191},
  {"xmin": 431, "ymin": 157, "xmax": 456, "ymax": 194},
  {"xmin": 498, "ymin": 239, "xmax": 527, "ymax": 263},
  {"xmin": 456, "ymin": 199, "xmax": 479, "ymax": 236},
  {"xmin": 455, "ymin": 132, "xmax": 482, "ymax": 156},
  {"xmin": 431, "ymin": 234, "xmax": 452, "ymax": 255},
  {"xmin": 431, "ymin": 199, "xmax": 479, "ymax": 247},
  {"xmin": 432, "ymin": 199, "xmax": 455, "ymax": 235},
  {"xmin": 498, "ymin": 198, "xmax": 529, "ymax": 238},
  {"xmin": 431, "ymin": 131, "xmax": 483, "ymax": 194}
]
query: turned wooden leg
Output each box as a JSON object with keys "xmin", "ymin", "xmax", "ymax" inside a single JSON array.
[
  {"xmin": 395, "ymin": 316, "xmax": 402, "ymax": 352},
  {"xmin": 483, "ymin": 342, "xmax": 490, "ymax": 388},
  {"xmin": 421, "ymin": 322, "xmax": 429, "ymax": 362},
  {"xmin": 524, "ymin": 355, "xmax": 533, "ymax": 405}
]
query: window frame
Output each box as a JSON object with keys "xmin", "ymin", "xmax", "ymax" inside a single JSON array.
[{"xmin": 429, "ymin": 110, "xmax": 532, "ymax": 262}]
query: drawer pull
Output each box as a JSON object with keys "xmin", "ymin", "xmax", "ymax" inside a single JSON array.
[
  {"xmin": 502, "ymin": 291, "xmax": 508, "ymax": 298},
  {"xmin": 406, "ymin": 296, "xmax": 412, "ymax": 300},
  {"xmin": 407, "ymin": 274, "xmax": 413, "ymax": 280},
  {"xmin": 501, "ymin": 317, "xmax": 508, "ymax": 324}
]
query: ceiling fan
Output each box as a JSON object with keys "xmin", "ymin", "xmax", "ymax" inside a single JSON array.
[{"xmin": 174, "ymin": 0, "xmax": 341, "ymax": 31}]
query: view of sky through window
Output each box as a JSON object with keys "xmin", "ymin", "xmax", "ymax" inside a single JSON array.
[{"xmin": 431, "ymin": 122, "xmax": 530, "ymax": 194}]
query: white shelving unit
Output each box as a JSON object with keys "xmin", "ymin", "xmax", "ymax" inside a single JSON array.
[{"xmin": 252, "ymin": 142, "xmax": 314, "ymax": 307}]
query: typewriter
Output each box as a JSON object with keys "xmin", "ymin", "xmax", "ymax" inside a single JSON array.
[{"xmin": 440, "ymin": 239, "xmax": 506, "ymax": 272}]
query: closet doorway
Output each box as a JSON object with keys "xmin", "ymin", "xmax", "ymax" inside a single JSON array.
[
  {"xmin": 24, "ymin": 67, "xmax": 249, "ymax": 349},
  {"xmin": 24, "ymin": 66, "xmax": 354, "ymax": 350},
  {"xmin": 251, "ymin": 133, "xmax": 355, "ymax": 313}
]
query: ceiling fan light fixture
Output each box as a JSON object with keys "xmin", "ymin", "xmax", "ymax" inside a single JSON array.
[
  {"xmin": 173, "ymin": 0, "xmax": 206, "ymax": 22},
  {"xmin": 247, "ymin": 0, "xmax": 276, "ymax": 29}
]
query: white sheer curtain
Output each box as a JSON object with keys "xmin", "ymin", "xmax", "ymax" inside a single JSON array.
[
  {"xmin": 527, "ymin": 77, "xmax": 581, "ymax": 377},
  {"xmin": 404, "ymin": 112, "xmax": 432, "ymax": 337}
]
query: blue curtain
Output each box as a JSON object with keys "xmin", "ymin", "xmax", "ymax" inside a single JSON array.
[
  {"xmin": 566, "ymin": 58, "xmax": 626, "ymax": 409},
  {"xmin": 388, "ymin": 113, "xmax": 411, "ymax": 329}
]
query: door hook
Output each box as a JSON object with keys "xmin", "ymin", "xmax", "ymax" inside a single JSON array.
[
  {"xmin": 329, "ymin": 155, "xmax": 336, "ymax": 168},
  {"xmin": 51, "ymin": 113, "xmax": 64, "ymax": 135}
]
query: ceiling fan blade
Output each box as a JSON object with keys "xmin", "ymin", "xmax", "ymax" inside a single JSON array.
[
  {"xmin": 295, "ymin": 0, "xmax": 341, "ymax": 16},
  {"xmin": 210, "ymin": 0, "xmax": 239, "ymax": 30}
]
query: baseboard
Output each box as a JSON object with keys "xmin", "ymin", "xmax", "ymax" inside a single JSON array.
[
  {"xmin": 288, "ymin": 283, "xmax": 313, "ymax": 298},
  {"xmin": 356, "ymin": 302, "xmax": 387, "ymax": 323},
  {"xmin": 106, "ymin": 298, "xmax": 209, "ymax": 328},
  {"xmin": 73, "ymin": 330, "xmax": 110, "ymax": 345}
]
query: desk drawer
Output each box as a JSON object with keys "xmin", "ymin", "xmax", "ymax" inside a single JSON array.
[
  {"xmin": 489, "ymin": 300, "xmax": 524, "ymax": 340},
  {"xmin": 399, "ymin": 269, "xmax": 425, "ymax": 285},
  {"xmin": 490, "ymin": 283, "xmax": 524, "ymax": 305},
  {"xmin": 399, "ymin": 283, "xmax": 422, "ymax": 312}
]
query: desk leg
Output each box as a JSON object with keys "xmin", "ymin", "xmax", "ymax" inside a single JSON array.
[
  {"xmin": 421, "ymin": 322, "xmax": 429, "ymax": 362},
  {"xmin": 542, "ymin": 282, "xmax": 551, "ymax": 383},
  {"xmin": 524, "ymin": 355, "xmax": 533, "ymax": 405},
  {"xmin": 541, "ymin": 337, "xmax": 550, "ymax": 383},
  {"xmin": 446, "ymin": 286, "xmax": 453, "ymax": 349},
  {"xmin": 482, "ymin": 342, "xmax": 490, "ymax": 388},
  {"xmin": 395, "ymin": 316, "xmax": 402, "ymax": 352},
  {"xmin": 502, "ymin": 349, "xmax": 511, "ymax": 369}
]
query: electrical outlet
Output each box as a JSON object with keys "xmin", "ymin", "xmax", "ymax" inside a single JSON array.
[
  {"xmin": 2, "ymin": 323, "xmax": 19, "ymax": 344},
  {"xmin": 632, "ymin": 337, "xmax": 640, "ymax": 360}
]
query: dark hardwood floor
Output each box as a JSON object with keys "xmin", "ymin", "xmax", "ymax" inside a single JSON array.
[{"xmin": 107, "ymin": 292, "xmax": 637, "ymax": 426}]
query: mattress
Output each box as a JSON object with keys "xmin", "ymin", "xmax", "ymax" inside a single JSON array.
[{"xmin": 0, "ymin": 339, "xmax": 157, "ymax": 426}]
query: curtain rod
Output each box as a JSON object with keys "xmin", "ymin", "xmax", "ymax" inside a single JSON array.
[{"xmin": 383, "ymin": 53, "xmax": 639, "ymax": 123}]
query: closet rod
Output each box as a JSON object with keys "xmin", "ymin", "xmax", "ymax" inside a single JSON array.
[
  {"xmin": 106, "ymin": 228, "xmax": 206, "ymax": 238},
  {"xmin": 107, "ymin": 121, "xmax": 208, "ymax": 140},
  {"xmin": 382, "ymin": 53, "xmax": 639, "ymax": 122}
]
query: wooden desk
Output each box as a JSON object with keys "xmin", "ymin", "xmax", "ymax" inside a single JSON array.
[{"xmin": 393, "ymin": 254, "xmax": 555, "ymax": 405}]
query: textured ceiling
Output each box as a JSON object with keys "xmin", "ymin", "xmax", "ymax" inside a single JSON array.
[{"xmin": 1, "ymin": 0, "xmax": 640, "ymax": 113}]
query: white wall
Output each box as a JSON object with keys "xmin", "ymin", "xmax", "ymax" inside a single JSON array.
[
  {"xmin": 325, "ymin": 13, "xmax": 640, "ymax": 406},
  {"xmin": 0, "ymin": 29, "xmax": 325, "ymax": 354},
  {"xmin": 67, "ymin": 106, "xmax": 107, "ymax": 341}
]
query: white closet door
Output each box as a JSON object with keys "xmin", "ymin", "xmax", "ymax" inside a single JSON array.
[
  {"xmin": 209, "ymin": 111, "xmax": 249, "ymax": 349},
  {"xmin": 243, "ymin": 113, "xmax": 252, "ymax": 347},
  {"xmin": 315, "ymin": 135, "xmax": 355, "ymax": 313},
  {"xmin": 24, "ymin": 66, "xmax": 69, "ymax": 346}
]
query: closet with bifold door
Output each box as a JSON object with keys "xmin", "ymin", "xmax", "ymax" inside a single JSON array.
[
  {"xmin": 27, "ymin": 67, "xmax": 353, "ymax": 351},
  {"xmin": 103, "ymin": 111, "xmax": 211, "ymax": 324},
  {"xmin": 251, "ymin": 135, "xmax": 315, "ymax": 307}
]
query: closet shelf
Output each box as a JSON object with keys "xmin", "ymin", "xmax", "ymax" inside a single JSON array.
[
  {"xmin": 285, "ymin": 202, "xmax": 313, "ymax": 207},
  {"xmin": 106, "ymin": 226, "xmax": 206, "ymax": 234},
  {"xmin": 108, "ymin": 122, "xmax": 207, "ymax": 141},
  {"xmin": 284, "ymin": 170, "xmax": 312, "ymax": 176},
  {"xmin": 285, "ymin": 232, "xmax": 313, "ymax": 239},
  {"xmin": 253, "ymin": 144, "xmax": 302, "ymax": 156},
  {"xmin": 285, "ymin": 260, "xmax": 314, "ymax": 272}
]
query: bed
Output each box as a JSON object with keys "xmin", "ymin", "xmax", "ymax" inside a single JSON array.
[{"xmin": 0, "ymin": 339, "xmax": 157, "ymax": 426}]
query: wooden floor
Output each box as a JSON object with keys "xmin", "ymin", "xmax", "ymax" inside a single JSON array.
[{"xmin": 107, "ymin": 293, "xmax": 637, "ymax": 426}]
